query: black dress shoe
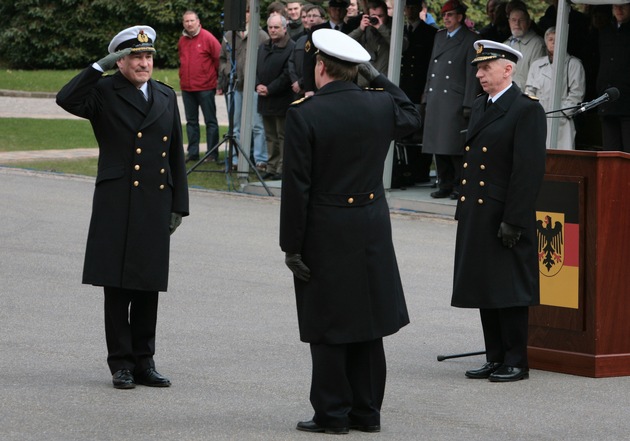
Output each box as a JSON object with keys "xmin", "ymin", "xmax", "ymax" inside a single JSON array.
[
  {"xmin": 112, "ymin": 369, "xmax": 135, "ymax": 389},
  {"xmin": 350, "ymin": 424, "xmax": 381, "ymax": 433},
  {"xmin": 296, "ymin": 420, "xmax": 349, "ymax": 435},
  {"xmin": 430, "ymin": 188, "xmax": 453, "ymax": 199},
  {"xmin": 465, "ymin": 362, "xmax": 503, "ymax": 379},
  {"xmin": 489, "ymin": 365, "xmax": 529, "ymax": 382},
  {"xmin": 135, "ymin": 368, "xmax": 171, "ymax": 387},
  {"xmin": 449, "ymin": 191, "xmax": 460, "ymax": 200}
]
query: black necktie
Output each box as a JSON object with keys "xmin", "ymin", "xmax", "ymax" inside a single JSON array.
[
  {"xmin": 485, "ymin": 99, "xmax": 493, "ymax": 111},
  {"xmin": 334, "ymin": 24, "xmax": 340, "ymax": 31}
]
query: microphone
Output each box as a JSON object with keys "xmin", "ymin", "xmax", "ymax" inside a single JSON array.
[{"xmin": 573, "ymin": 87, "xmax": 620, "ymax": 116}]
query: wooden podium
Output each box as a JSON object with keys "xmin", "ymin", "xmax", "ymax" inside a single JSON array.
[{"xmin": 529, "ymin": 150, "xmax": 630, "ymax": 377}]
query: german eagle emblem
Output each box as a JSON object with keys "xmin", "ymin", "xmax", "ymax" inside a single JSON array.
[{"xmin": 537, "ymin": 215, "xmax": 563, "ymax": 275}]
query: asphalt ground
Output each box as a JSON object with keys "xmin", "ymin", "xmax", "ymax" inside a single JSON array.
[{"xmin": 1, "ymin": 166, "xmax": 630, "ymax": 441}]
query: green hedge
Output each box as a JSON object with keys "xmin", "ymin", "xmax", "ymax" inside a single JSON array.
[
  {"xmin": 0, "ymin": 0, "xmax": 549, "ymax": 69},
  {"xmin": 0, "ymin": 0, "xmax": 226, "ymax": 69}
]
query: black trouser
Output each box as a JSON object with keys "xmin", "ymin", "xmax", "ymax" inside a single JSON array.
[
  {"xmin": 601, "ymin": 116, "xmax": 630, "ymax": 152},
  {"xmin": 104, "ymin": 287, "xmax": 159, "ymax": 374},
  {"xmin": 309, "ymin": 338, "xmax": 385, "ymax": 428},
  {"xmin": 434, "ymin": 154, "xmax": 462, "ymax": 192},
  {"xmin": 480, "ymin": 306, "xmax": 529, "ymax": 368}
]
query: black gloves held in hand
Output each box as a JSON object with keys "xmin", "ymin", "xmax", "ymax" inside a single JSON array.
[
  {"xmin": 497, "ymin": 221, "xmax": 522, "ymax": 248},
  {"xmin": 169, "ymin": 213, "xmax": 182, "ymax": 235},
  {"xmin": 285, "ymin": 253, "xmax": 311, "ymax": 282}
]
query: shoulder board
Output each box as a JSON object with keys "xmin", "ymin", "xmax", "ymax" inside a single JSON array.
[
  {"xmin": 437, "ymin": 28, "xmax": 447, "ymax": 33},
  {"xmin": 291, "ymin": 95, "xmax": 312, "ymax": 106},
  {"xmin": 364, "ymin": 87, "xmax": 385, "ymax": 91},
  {"xmin": 524, "ymin": 94, "xmax": 539, "ymax": 101},
  {"xmin": 305, "ymin": 39, "xmax": 312, "ymax": 53},
  {"xmin": 476, "ymin": 92, "xmax": 484, "ymax": 97},
  {"xmin": 155, "ymin": 79, "xmax": 174, "ymax": 89}
]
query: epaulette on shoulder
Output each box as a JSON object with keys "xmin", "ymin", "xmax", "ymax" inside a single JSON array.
[
  {"xmin": 476, "ymin": 92, "xmax": 484, "ymax": 97},
  {"xmin": 364, "ymin": 87, "xmax": 385, "ymax": 91},
  {"xmin": 437, "ymin": 28, "xmax": 447, "ymax": 33},
  {"xmin": 524, "ymin": 94, "xmax": 539, "ymax": 101},
  {"xmin": 155, "ymin": 79, "xmax": 174, "ymax": 89},
  {"xmin": 291, "ymin": 95, "xmax": 312, "ymax": 106}
]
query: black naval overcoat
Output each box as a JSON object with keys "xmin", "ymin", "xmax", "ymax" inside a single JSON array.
[
  {"xmin": 56, "ymin": 67, "xmax": 189, "ymax": 292},
  {"xmin": 451, "ymin": 84, "xmax": 546, "ymax": 309},
  {"xmin": 280, "ymin": 75, "xmax": 420, "ymax": 344}
]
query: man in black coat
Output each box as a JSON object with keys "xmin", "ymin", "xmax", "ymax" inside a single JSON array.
[
  {"xmin": 398, "ymin": 0, "xmax": 437, "ymax": 185},
  {"xmin": 596, "ymin": 3, "xmax": 630, "ymax": 152},
  {"xmin": 56, "ymin": 26, "xmax": 189, "ymax": 389},
  {"xmin": 256, "ymin": 14, "xmax": 296, "ymax": 180},
  {"xmin": 452, "ymin": 40, "xmax": 546, "ymax": 382},
  {"xmin": 280, "ymin": 29, "xmax": 420, "ymax": 434}
]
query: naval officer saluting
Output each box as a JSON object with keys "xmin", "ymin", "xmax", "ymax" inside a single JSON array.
[
  {"xmin": 57, "ymin": 25, "xmax": 189, "ymax": 389},
  {"xmin": 280, "ymin": 29, "xmax": 421, "ymax": 434}
]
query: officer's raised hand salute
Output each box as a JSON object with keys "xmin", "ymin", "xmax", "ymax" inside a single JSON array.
[
  {"xmin": 57, "ymin": 25, "xmax": 189, "ymax": 390},
  {"xmin": 95, "ymin": 48, "xmax": 132, "ymax": 71}
]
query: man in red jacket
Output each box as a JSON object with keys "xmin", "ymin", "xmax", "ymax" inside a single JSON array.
[{"xmin": 178, "ymin": 10, "xmax": 222, "ymax": 162}]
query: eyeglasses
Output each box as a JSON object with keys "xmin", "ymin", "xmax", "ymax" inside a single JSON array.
[{"xmin": 306, "ymin": 14, "xmax": 322, "ymax": 18}]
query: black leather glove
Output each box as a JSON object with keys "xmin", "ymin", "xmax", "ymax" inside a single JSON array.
[
  {"xmin": 497, "ymin": 221, "xmax": 522, "ymax": 248},
  {"xmin": 462, "ymin": 106, "xmax": 472, "ymax": 120},
  {"xmin": 357, "ymin": 62, "xmax": 380, "ymax": 83},
  {"xmin": 96, "ymin": 48, "xmax": 132, "ymax": 71},
  {"xmin": 285, "ymin": 253, "xmax": 311, "ymax": 282},
  {"xmin": 169, "ymin": 213, "xmax": 183, "ymax": 235}
]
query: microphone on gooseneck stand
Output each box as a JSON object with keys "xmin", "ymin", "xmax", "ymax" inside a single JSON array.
[{"xmin": 571, "ymin": 87, "xmax": 620, "ymax": 117}]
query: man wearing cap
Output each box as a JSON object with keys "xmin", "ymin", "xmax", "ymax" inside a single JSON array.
[
  {"xmin": 57, "ymin": 26, "xmax": 189, "ymax": 389},
  {"xmin": 421, "ymin": 0, "xmax": 480, "ymax": 200},
  {"xmin": 451, "ymin": 39, "xmax": 546, "ymax": 382},
  {"xmin": 280, "ymin": 29, "xmax": 420, "ymax": 433}
]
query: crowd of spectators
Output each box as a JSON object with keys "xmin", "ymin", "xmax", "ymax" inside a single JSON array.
[{"xmin": 189, "ymin": 0, "xmax": 630, "ymax": 183}]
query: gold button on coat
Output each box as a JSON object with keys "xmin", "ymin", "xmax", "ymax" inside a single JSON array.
[
  {"xmin": 133, "ymin": 181, "xmax": 139, "ymax": 187},
  {"xmin": 134, "ymin": 165, "xmax": 140, "ymax": 171},
  {"xmin": 460, "ymin": 196, "xmax": 466, "ymax": 202},
  {"xmin": 478, "ymin": 199, "xmax": 484, "ymax": 204},
  {"xmin": 465, "ymin": 146, "xmax": 470, "ymax": 151},
  {"xmin": 482, "ymin": 147, "xmax": 488, "ymax": 152},
  {"xmin": 137, "ymin": 132, "xmax": 142, "ymax": 138},
  {"xmin": 162, "ymin": 152, "xmax": 166, "ymax": 157},
  {"xmin": 159, "ymin": 184, "xmax": 165, "ymax": 190},
  {"xmin": 369, "ymin": 193, "xmax": 374, "ymax": 200},
  {"xmin": 162, "ymin": 136, "xmax": 168, "ymax": 142},
  {"xmin": 136, "ymin": 148, "xmax": 142, "ymax": 154},
  {"xmin": 479, "ymin": 181, "xmax": 485, "ymax": 186},
  {"xmin": 348, "ymin": 197, "xmax": 354, "ymax": 204},
  {"xmin": 160, "ymin": 168, "xmax": 165, "ymax": 174},
  {"xmin": 463, "ymin": 162, "xmax": 468, "ymax": 168},
  {"xmin": 462, "ymin": 179, "xmax": 467, "ymax": 185},
  {"xmin": 480, "ymin": 164, "xmax": 486, "ymax": 170}
]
